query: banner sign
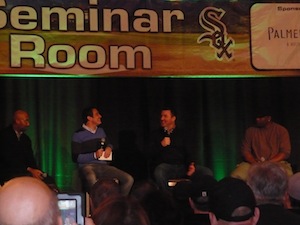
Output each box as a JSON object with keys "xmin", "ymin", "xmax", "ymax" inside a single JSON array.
[
  {"xmin": 0, "ymin": 0, "xmax": 300, "ymax": 77},
  {"xmin": 251, "ymin": 3, "xmax": 300, "ymax": 70}
]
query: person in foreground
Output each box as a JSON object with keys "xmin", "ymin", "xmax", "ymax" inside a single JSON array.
[
  {"xmin": 187, "ymin": 174, "xmax": 217, "ymax": 225},
  {"xmin": 147, "ymin": 106, "xmax": 212, "ymax": 191},
  {"xmin": 209, "ymin": 177, "xmax": 260, "ymax": 225},
  {"xmin": 247, "ymin": 162, "xmax": 300, "ymax": 225},
  {"xmin": 173, "ymin": 174, "xmax": 217, "ymax": 225},
  {"xmin": 71, "ymin": 106, "xmax": 134, "ymax": 195},
  {"xmin": 0, "ymin": 176, "xmax": 62, "ymax": 225},
  {"xmin": 85, "ymin": 179, "xmax": 122, "ymax": 225},
  {"xmin": 231, "ymin": 111, "xmax": 292, "ymax": 180},
  {"xmin": 92, "ymin": 196, "xmax": 150, "ymax": 225},
  {"xmin": 0, "ymin": 110, "xmax": 45, "ymax": 185},
  {"xmin": 286, "ymin": 172, "xmax": 300, "ymax": 214}
]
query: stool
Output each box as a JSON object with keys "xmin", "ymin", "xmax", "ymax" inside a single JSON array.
[{"xmin": 168, "ymin": 178, "xmax": 190, "ymax": 187}]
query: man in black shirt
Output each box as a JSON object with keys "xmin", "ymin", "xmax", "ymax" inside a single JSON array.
[
  {"xmin": 147, "ymin": 107, "xmax": 212, "ymax": 192},
  {"xmin": 0, "ymin": 110, "xmax": 44, "ymax": 185}
]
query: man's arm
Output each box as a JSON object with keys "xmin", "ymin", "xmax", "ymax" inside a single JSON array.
[
  {"xmin": 243, "ymin": 150, "xmax": 258, "ymax": 164},
  {"xmin": 71, "ymin": 141, "xmax": 81, "ymax": 162},
  {"xmin": 269, "ymin": 152, "xmax": 289, "ymax": 163},
  {"xmin": 71, "ymin": 140, "xmax": 99, "ymax": 163},
  {"xmin": 241, "ymin": 128, "xmax": 257, "ymax": 164},
  {"xmin": 269, "ymin": 126, "xmax": 291, "ymax": 162}
]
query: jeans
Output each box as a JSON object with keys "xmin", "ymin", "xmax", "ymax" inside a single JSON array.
[{"xmin": 79, "ymin": 164, "xmax": 134, "ymax": 195}]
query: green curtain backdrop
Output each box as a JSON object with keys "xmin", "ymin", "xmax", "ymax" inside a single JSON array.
[{"xmin": 1, "ymin": 77, "xmax": 300, "ymax": 191}]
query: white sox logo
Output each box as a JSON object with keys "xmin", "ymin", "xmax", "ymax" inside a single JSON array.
[{"xmin": 197, "ymin": 7, "xmax": 234, "ymax": 61}]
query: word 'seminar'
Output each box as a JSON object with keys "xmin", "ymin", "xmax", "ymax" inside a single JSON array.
[
  {"xmin": 10, "ymin": 34, "xmax": 152, "ymax": 70},
  {"xmin": 0, "ymin": 1, "xmax": 184, "ymax": 32},
  {"xmin": 0, "ymin": 0, "xmax": 183, "ymax": 70}
]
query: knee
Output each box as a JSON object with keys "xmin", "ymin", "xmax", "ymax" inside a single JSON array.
[
  {"xmin": 196, "ymin": 166, "xmax": 213, "ymax": 176},
  {"xmin": 126, "ymin": 174, "xmax": 134, "ymax": 186},
  {"xmin": 79, "ymin": 166, "xmax": 96, "ymax": 184},
  {"xmin": 117, "ymin": 172, "xmax": 134, "ymax": 186},
  {"xmin": 154, "ymin": 165, "xmax": 165, "ymax": 180}
]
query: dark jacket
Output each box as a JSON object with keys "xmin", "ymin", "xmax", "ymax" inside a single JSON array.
[{"xmin": 0, "ymin": 125, "xmax": 38, "ymax": 184}]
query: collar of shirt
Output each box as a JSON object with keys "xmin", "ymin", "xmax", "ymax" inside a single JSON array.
[
  {"xmin": 164, "ymin": 126, "xmax": 176, "ymax": 135},
  {"xmin": 14, "ymin": 130, "xmax": 23, "ymax": 140},
  {"xmin": 82, "ymin": 124, "xmax": 97, "ymax": 134}
]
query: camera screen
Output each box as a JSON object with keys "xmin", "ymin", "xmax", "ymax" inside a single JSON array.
[
  {"xmin": 57, "ymin": 193, "xmax": 85, "ymax": 225},
  {"xmin": 58, "ymin": 199, "xmax": 77, "ymax": 225}
]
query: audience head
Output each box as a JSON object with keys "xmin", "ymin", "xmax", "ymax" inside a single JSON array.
[
  {"xmin": 190, "ymin": 174, "xmax": 217, "ymax": 212},
  {"xmin": 209, "ymin": 177, "xmax": 259, "ymax": 225},
  {"xmin": 288, "ymin": 172, "xmax": 300, "ymax": 208},
  {"xmin": 247, "ymin": 162, "xmax": 288, "ymax": 205},
  {"xmin": 0, "ymin": 176, "xmax": 62, "ymax": 225},
  {"xmin": 90, "ymin": 179, "xmax": 121, "ymax": 211},
  {"xmin": 141, "ymin": 189, "xmax": 183, "ymax": 225},
  {"xmin": 92, "ymin": 196, "xmax": 150, "ymax": 225},
  {"xmin": 130, "ymin": 179, "xmax": 159, "ymax": 201},
  {"xmin": 173, "ymin": 175, "xmax": 217, "ymax": 213}
]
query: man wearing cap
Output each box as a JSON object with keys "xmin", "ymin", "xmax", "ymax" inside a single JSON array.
[
  {"xmin": 209, "ymin": 177, "xmax": 260, "ymax": 225},
  {"xmin": 231, "ymin": 112, "xmax": 292, "ymax": 180},
  {"xmin": 187, "ymin": 174, "xmax": 217, "ymax": 225}
]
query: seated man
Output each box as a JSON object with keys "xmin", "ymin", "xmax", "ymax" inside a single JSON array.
[
  {"xmin": 0, "ymin": 110, "xmax": 57, "ymax": 191},
  {"xmin": 146, "ymin": 106, "xmax": 212, "ymax": 192},
  {"xmin": 231, "ymin": 111, "xmax": 292, "ymax": 180},
  {"xmin": 71, "ymin": 106, "xmax": 134, "ymax": 195}
]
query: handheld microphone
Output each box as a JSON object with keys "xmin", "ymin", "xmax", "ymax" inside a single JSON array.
[
  {"xmin": 98, "ymin": 138, "xmax": 106, "ymax": 160},
  {"xmin": 99, "ymin": 138, "xmax": 106, "ymax": 149},
  {"xmin": 164, "ymin": 128, "xmax": 170, "ymax": 137},
  {"xmin": 163, "ymin": 128, "xmax": 171, "ymax": 147}
]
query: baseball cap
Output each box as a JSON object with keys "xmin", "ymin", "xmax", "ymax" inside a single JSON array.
[
  {"xmin": 172, "ymin": 175, "xmax": 217, "ymax": 211},
  {"xmin": 254, "ymin": 107, "xmax": 272, "ymax": 118},
  {"xmin": 210, "ymin": 177, "xmax": 256, "ymax": 222},
  {"xmin": 190, "ymin": 175, "xmax": 217, "ymax": 209},
  {"xmin": 288, "ymin": 172, "xmax": 300, "ymax": 200}
]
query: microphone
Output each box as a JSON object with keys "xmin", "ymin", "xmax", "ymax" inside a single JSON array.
[
  {"xmin": 164, "ymin": 127, "xmax": 170, "ymax": 137},
  {"xmin": 163, "ymin": 128, "xmax": 171, "ymax": 146},
  {"xmin": 98, "ymin": 138, "xmax": 106, "ymax": 160},
  {"xmin": 164, "ymin": 127, "xmax": 174, "ymax": 137},
  {"xmin": 99, "ymin": 138, "xmax": 106, "ymax": 149}
]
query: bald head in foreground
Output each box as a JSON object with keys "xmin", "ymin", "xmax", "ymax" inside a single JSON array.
[{"xmin": 0, "ymin": 177, "xmax": 62, "ymax": 225}]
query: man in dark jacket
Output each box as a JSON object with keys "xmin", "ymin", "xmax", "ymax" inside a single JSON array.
[
  {"xmin": 147, "ymin": 107, "xmax": 212, "ymax": 192},
  {"xmin": 0, "ymin": 110, "xmax": 44, "ymax": 185}
]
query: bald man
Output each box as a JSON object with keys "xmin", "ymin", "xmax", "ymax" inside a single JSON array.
[
  {"xmin": 0, "ymin": 110, "xmax": 44, "ymax": 185},
  {"xmin": 0, "ymin": 177, "xmax": 62, "ymax": 225}
]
